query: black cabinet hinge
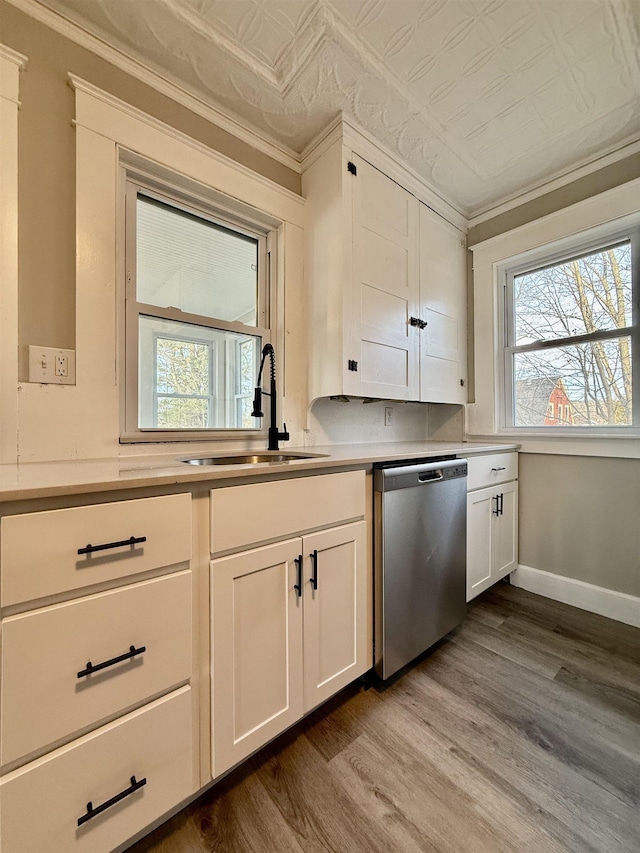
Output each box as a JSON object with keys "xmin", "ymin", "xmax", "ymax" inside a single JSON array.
[
  {"xmin": 347, "ymin": 161, "xmax": 357, "ymax": 176},
  {"xmin": 348, "ymin": 359, "xmax": 358, "ymax": 371},
  {"xmin": 409, "ymin": 316, "xmax": 428, "ymax": 329}
]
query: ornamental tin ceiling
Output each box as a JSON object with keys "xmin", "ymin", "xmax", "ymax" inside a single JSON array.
[{"xmin": 37, "ymin": 0, "xmax": 640, "ymax": 216}]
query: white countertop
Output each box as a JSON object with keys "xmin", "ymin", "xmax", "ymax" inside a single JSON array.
[{"xmin": 0, "ymin": 441, "xmax": 518, "ymax": 502}]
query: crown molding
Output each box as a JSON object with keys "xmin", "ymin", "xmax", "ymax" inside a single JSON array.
[
  {"xmin": 468, "ymin": 135, "xmax": 640, "ymax": 228},
  {"xmin": 468, "ymin": 176, "xmax": 640, "ymax": 256},
  {"xmin": 0, "ymin": 44, "xmax": 28, "ymax": 69},
  {"xmin": 5, "ymin": 0, "xmax": 302, "ymax": 172},
  {"xmin": 300, "ymin": 113, "xmax": 344, "ymax": 169}
]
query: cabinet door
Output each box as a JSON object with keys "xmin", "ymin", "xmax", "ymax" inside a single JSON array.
[
  {"xmin": 350, "ymin": 154, "xmax": 420, "ymax": 400},
  {"xmin": 494, "ymin": 480, "xmax": 518, "ymax": 580},
  {"xmin": 419, "ymin": 204, "xmax": 467, "ymax": 404},
  {"xmin": 302, "ymin": 521, "xmax": 368, "ymax": 710},
  {"xmin": 467, "ymin": 482, "xmax": 518, "ymax": 602},
  {"xmin": 211, "ymin": 539, "xmax": 304, "ymax": 777},
  {"xmin": 466, "ymin": 486, "xmax": 495, "ymax": 602}
]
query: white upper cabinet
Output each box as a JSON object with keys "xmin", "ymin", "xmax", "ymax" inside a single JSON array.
[
  {"xmin": 418, "ymin": 205, "xmax": 467, "ymax": 404},
  {"xmin": 351, "ymin": 155, "xmax": 420, "ymax": 400},
  {"xmin": 303, "ymin": 123, "xmax": 466, "ymax": 405}
]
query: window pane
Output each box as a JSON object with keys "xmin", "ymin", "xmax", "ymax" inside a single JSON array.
[
  {"xmin": 514, "ymin": 242, "xmax": 632, "ymax": 346},
  {"xmin": 156, "ymin": 337, "xmax": 210, "ymax": 396},
  {"xmin": 513, "ymin": 336, "xmax": 633, "ymax": 427},
  {"xmin": 138, "ymin": 315, "xmax": 261, "ymax": 430},
  {"xmin": 136, "ymin": 195, "xmax": 259, "ymax": 324},
  {"xmin": 235, "ymin": 338, "xmax": 256, "ymax": 428},
  {"xmin": 158, "ymin": 397, "xmax": 209, "ymax": 429}
]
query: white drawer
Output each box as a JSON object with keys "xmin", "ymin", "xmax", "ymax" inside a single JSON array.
[
  {"xmin": 1, "ymin": 571, "xmax": 192, "ymax": 766},
  {"xmin": 210, "ymin": 471, "xmax": 365, "ymax": 554},
  {"xmin": 1, "ymin": 493, "xmax": 192, "ymax": 606},
  {"xmin": 466, "ymin": 452, "xmax": 518, "ymax": 491},
  {"xmin": 0, "ymin": 687, "xmax": 193, "ymax": 853}
]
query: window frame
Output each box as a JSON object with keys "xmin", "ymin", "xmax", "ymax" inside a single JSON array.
[
  {"xmin": 500, "ymin": 224, "xmax": 640, "ymax": 436},
  {"xmin": 123, "ymin": 176, "xmax": 273, "ymax": 441}
]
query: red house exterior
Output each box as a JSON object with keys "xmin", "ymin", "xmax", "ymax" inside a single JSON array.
[
  {"xmin": 515, "ymin": 377, "xmax": 575, "ymax": 427},
  {"xmin": 544, "ymin": 379, "xmax": 574, "ymax": 425}
]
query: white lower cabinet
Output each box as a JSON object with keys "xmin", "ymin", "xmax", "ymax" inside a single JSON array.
[
  {"xmin": 0, "ymin": 687, "xmax": 193, "ymax": 853},
  {"xmin": 0, "ymin": 492, "xmax": 195, "ymax": 853},
  {"xmin": 0, "ymin": 471, "xmax": 370, "ymax": 849},
  {"xmin": 466, "ymin": 454, "xmax": 518, "ymax": 601},
  {"xmin": 211, "ymin": 520, "xmax": 367, "ymax": 777}
]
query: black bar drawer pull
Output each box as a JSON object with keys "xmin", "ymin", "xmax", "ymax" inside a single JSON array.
[
  {"xmin": 491, "ymin": 466, "xmax": 506, "ymax": 472},
  {"xmin": 294, "ymin": 555, "xmax": 303, "ymax": 598},
  {"xmin": 78, "ymin": 536, "xmax": 146, "ymax": 556},
  {"xmin": 310, "ymin": 549, "xmax": 318, "ymax": 590},
  {"xmin": 78, "ymin": 775, "xmax": 147, "ymax": 826},
  {"xmin": 77, "ymin": 644, "xmax": 146, "ymax": 679}
]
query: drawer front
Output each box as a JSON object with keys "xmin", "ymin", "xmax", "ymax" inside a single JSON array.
[
  {"xmin": 1, "ymin": 493, "xmax": 192, "ymax": 606},
  {"xmin": 1, "ymin": 571, "xmax": 192, "ymax": 766},
  {"xmin": 466, "ymin": 452, "xmax": 518, "ymax": 491},
  {"xmin": 210, "ymin": 470, "xmax": 366, "ymax": 554},
  {"xmin": 0, "ymin": 687, "xmax": 193, "ymax": 853}
]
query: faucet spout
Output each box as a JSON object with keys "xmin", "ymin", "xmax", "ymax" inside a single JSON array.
[{"xmin": 251, "ymin": 344, "xmax": 290, "ymax": 451}]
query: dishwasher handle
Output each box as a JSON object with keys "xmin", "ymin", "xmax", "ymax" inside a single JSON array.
[{"xmin": 418, "ymin": 470, "xmax": 443, "ymax": 483}]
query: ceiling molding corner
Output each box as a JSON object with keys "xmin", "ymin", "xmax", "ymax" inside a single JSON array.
[{"xmin": 300, "ymin": 113, "xmax": 345, "ymax": 169}]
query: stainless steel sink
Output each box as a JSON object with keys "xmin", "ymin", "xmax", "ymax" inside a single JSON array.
[{"xmin": 179, "ymin": 452, "xmax": 328, "ymax": 466}]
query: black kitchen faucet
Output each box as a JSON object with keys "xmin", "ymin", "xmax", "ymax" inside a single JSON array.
[{"xmin": 251, "ymin": 343, "xmax": 289, "ymax": 451}]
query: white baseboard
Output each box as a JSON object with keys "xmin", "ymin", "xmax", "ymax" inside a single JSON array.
[{"xmin": 511, "ymin": 565, "xmax": 640, "ymax": 629}]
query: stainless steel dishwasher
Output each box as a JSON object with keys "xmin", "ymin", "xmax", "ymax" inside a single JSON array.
[{"xmin": 374, "ymin": 457, "xmax": 467, "ymax": 680}]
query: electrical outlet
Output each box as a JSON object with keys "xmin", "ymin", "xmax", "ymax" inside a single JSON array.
[
  {"xmin": 28, "ymin": 346, "xmax": 76, "ymax": 385},
  {"xmin": 55, "ymin": 355, "xmax": 68, "ymax": 377},
  {"xmin": 384, "ymin": 406, "xmax": 393, "ymax": 426}
]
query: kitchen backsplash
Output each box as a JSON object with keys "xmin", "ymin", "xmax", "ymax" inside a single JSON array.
[{"xmin": 304, "ymin": 397, "xmax": 464, "ymax": 446}]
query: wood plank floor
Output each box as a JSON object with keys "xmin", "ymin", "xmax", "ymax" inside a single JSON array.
[{"xmin": 126, "ymin": 583, "xmax": 640, "ymax": 853}]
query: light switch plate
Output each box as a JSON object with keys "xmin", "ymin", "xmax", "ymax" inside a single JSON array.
[{"xmin": 28, "ymin": 346, "xmax": 76, "ymax": 384}]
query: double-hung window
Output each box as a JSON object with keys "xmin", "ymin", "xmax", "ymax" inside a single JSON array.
[
  {"xmin": 124, "ymin": 181, "xmax": 271, "ymax": 439},
  {"xmin": 503, "ymin": 228, "xmax": 639, "ymax": 432}
]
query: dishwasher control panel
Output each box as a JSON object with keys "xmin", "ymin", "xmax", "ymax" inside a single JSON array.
[
  {"xmin": 374, "ymin": 457, "xmax": 468, "ymax": 492},
  {"xmin": 442, "ymin": 462, "xmax": 467, "ymax": 479}
]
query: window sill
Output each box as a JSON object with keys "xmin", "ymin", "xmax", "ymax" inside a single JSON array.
[
  {"xmin": 120, "ymin": 429, "xmax": 267, "ymax": 445},
  {"xmin": 467, "ymin": 431, "xmax": 640, "ymax": 459}
]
